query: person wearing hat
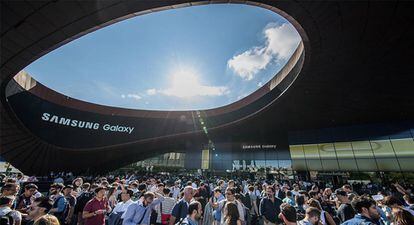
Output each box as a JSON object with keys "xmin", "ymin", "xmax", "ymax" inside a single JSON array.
[
  {"xmin": 16, "ymin": 183, "xmax": 38, "ymax": 214},
  {"xmin": 82, "ymin": 187, "xmax": 111, "ymax": 225},
  {"xmin": 0, "ymin": 196, "xmax": 22, "ymax": 225},
  {"xmin": 63, "ymin": 185, "xmax": 76, "ymax": 225},
  {"xmin": 335, "ymin": 189, "xmax": 355, "ymax": 223}
]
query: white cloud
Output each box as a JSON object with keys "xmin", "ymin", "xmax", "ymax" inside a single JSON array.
[
  {"xmin": 258, "ymin": 82, "xmax": 263, "ymax": 87},
  {"xmin": 146, "ymin": 88, "xmax": 157, "ymax": 95},
  {"xmin": 127, "ymin": 94, "xmax": 142, "ymax": 100},
  {"xmin": 227, "ymin": 23, "xmax": 301, "ymax": 80},
  {"xmin": 228, "ymin": 47, "xmax": 271, "ymax": 80},
  {"xmin": 151, "ymin": 70, "xmax": 229, "ymax": 98},
  {"xmin": 122, "ymin": 93, "xmax": 142, "ymax": 101},
  {"xmin": 265, "ymin": 23, "xmax": 302, "ymax": 59}
]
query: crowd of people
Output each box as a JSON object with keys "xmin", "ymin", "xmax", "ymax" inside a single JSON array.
[{"xmin": 0, "ymin": 172, "xmax": 413, "ymax": 225}]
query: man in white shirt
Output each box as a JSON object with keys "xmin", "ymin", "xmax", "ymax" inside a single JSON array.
[
  {"xmin": 171, "ymin": 182, "xmax": 181, "ymax": 200},
  {"xmin": 112, "ymin": 189, "xmax": 134, "ymax": 218}
]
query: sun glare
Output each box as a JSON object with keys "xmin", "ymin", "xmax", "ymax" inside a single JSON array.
[{"xmin": 160, "ymin": 69, "xmax": 228, "ymax": 98}]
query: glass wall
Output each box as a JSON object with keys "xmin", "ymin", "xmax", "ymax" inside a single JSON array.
[
  {"xmin": 210, "ymin": 143, "xmax": 292, "ymax": 172},
  {"xmin": 289, "ymin": 122, "xmax": 414, "ymax": 171}
]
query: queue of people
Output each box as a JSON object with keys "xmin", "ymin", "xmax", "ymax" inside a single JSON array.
[{"xmin": 0, "ymin": 173, "xmax": 413, "ymax": 225}]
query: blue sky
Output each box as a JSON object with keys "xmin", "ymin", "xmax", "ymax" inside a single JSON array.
[{"xmin": 24, "ymin": 4, "xmax": 301, "ymax": 110}]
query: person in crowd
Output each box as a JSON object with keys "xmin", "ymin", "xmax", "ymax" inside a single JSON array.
[
  {"xmin": 122, "ymin": 191, "xmax": 164, "ymax": 225},
  {"xmin": 295, "ymin": 195, "xmax": 306, "ymax": 220},
  {"xmin": 15, "ymin": 183, "xmax": 38, "ymax": 213},
  {"xmin": 259, "ymin": 186, "xmax": 282, "ymax": 225},
  {"xmin": 1, "ymin": 183, "xmax": 19, "ymax": 197},
  {"xmin": 292, "ymin": 184, "xmax": 301, "ymax": 197},
  {"xmin": 159, "ymin": 188, "xmax": 176, "ymax": 225},
  {"xmin": 391, "ymin": 206, "xmax": 414, "ymax": 225},
  {"xmin": 279, "ymin": 203, "xmax": 298, "ymax": 225},
  {"xmin": 403, "ymin": 194, "xmax": 414, "ymax": 211},
  {"xmin": 33, "ymin": 214, "xmax": 60, "ymax": 225},
  {"xmin": 306, "ymin": 198, "xmax": 335, "ymax": 225},
  {"xmin": 218, "ymin": 180, "xmax": 226, "ymax": 194},
  {"xmin": 75, "ymin": 183, "xmax": 95, "ymax": 225},
  {"xmin": 224, "ymin": 202, "xmax": 241, "ymax": 225},
  {"xmin": 49, "ymin": 183, "xmax": 68, "ymax": 224},
  {"xmin": 0, "ymin": 196, "xmax": 22, "ymax": 225},
  {"xmin": 342, "ymin": 196, "xmax": 381, "ymax": 225},
  {"xmin": 72, "ymin": 178, "xmax": 84, "ymax": 196},
  {"xmin": 212, "ymin": 188, "xmax": 225, "ymax": 225},
  {"xmin": 298, "ymin": 207, "xmax": 320, "ymax": 225},
  {"xmin": 308, "ymin": 191, "xmax": 320, "ymax": 202},
  {"xmin": 384, "ymin": 196, "xmax": 414, "ymax": 215},
  {"xmin": 283, "ymin": 191, "xmax": 295, "ymax": 207},
  {"xmin": 335, "ymin": 189, "xmax": 355, "ymax": 223},
  {"xmin": 82, "ymin": 187, "xmax": 111, "ymax": 225},
  {"xmin": 342, "ymin": 185, "xmax": 354, "ymax": 196},
  {"xmin": 247, "ymin": 185, "xmax": 259, "ymax": 225},
  {"xmin": 111, "ymin": 189, "xmax": 134, "ymax": 216},
  {"xmin": 194, "ymin": 183, "xmax": 209, "ymax": 210},
  {"xmin": 169, "ymin": 186, "xmax": 194, "ymax": 225},
  {"xmin": 26, "ymin": 197, "xmax": 53, "ymax": 225},
  {"xmin": 215, "ymin": 187, "xmax": 245, "ymax": 225},
  {"xmin": 321, "ymin": 188, "xmax": 335, "ymax": 219},
  {"xmin": 107, "ymin": 189, "xmax": 134, "ymax": 225},
  {"xmin": 63, "ymin": 185, "xmax": 76, "ymax": 225},
  {"xmin": 171, "ymin": 182, "xmax": 181, "ymax": 200},
  {"xmin": 180, "ymin": 201, "xmax": 202, "ymax": 225},
  {"xmin": 107, "ymin": 186, "xmax": 118, "ymax": 210},
  {"xmin": 135, "ymin": 183, "xmax": 147, "ymax": 200}
]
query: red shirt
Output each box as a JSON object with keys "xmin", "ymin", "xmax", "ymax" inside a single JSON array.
[{"xmin": 83, "ymin": 197, "xmax": 108, "ymax": 225}]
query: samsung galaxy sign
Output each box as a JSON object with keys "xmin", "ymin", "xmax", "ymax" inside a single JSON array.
[
  {"xmin": 41, "ymin": 112, "xmax": 134, "ymax": 134},
  {"xmin": 242, "ymin": 144, "xmax": 277, "ymax": 149}
]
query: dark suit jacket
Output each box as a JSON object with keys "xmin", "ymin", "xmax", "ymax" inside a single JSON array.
[{"xmin": 275, "ymin": 190, "xmax": 285, "ymax": 200}]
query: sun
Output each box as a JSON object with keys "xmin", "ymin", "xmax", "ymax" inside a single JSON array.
[
  {"xmin": 163, "ymin": 69, "xmax": 203, "ymax": 98},
  {"xmin": 159, "ymin": 68, "xmax": 228, "ymax": 98}
]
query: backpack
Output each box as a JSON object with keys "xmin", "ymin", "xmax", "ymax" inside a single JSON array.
[
  {"xmin": 52, "ymin": 195, "xmax": 68, "ymax": 222},
  {"xmin": 241, "ymin": 193, "xmax": 252, "ymax": 210},
  {"xmin": 0, "ymin": 212, "xmax": 14, "ymax": 225}
]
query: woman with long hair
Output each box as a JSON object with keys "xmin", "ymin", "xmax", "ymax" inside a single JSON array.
[
  {"xmin": 72, "ymin": 178, "xmax": 83, "ymax": 195},
  {"xmin": 107, "ymin": 186, "xmax": 117, "ymax": 209},
  {"xmin": 224, "ymin": 202, "xmax": 242, "ymax": 225},
  {"xmin": 392, "ymin": 207, "xmax": 414, "ymax": 225}
]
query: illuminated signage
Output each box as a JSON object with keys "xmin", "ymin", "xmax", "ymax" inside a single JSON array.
[
  {"xmin": 242, "ymin": 144, "xmax": 277, "ymax": 149},
  {"xmin": 41, "ymin": 112, "xmax": 135, "ymax": 134}
]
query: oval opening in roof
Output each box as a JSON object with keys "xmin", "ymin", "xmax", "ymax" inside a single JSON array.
[{"xmin": 21, "ymin": 3, "xmax": 302, "ymax": 111}]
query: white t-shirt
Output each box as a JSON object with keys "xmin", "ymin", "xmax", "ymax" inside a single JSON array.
[{"xmin": 171, "ymin": 186, "xmax": 181, "ymax": 200}]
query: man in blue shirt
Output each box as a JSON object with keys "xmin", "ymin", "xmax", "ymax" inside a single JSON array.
[
  {"xmin": 342, "ymin": 196, "xmax": 381, "ymax": 225},
  {"xmin": 298, "ymin": 207, "xmax": 320, "ymax": 225},
  {"xmin": 49, "ymin": 183, "xmax": 67, "ymax": 224},
  {"xmin": 122, "ymin": 191, "xmax": 164, "ymax": 225},
  {"xmin": 180, "ymin": 201, "xmax": 202, "ymax": 225},
  {"xmin": 169, "ymin": 186, "xmax": 194, "ymax": 225}
]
